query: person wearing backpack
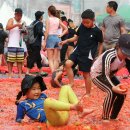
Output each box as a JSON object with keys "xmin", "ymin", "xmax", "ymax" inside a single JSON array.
[{"xmin": 26, "ymin": 11, "xmax": 45, "ymax": 75}]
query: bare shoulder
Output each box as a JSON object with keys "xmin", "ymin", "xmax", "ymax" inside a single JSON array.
[{"xmin": 8, "ymin": 18, "xmax": 14, "ymax": 22}]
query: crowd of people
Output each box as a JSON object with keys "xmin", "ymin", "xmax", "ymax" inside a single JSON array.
[{"xmin": 0, "ymin": 0, "xmax": 130, "ymax": 127}]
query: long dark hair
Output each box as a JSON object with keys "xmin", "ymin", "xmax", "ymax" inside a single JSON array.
[{"xmin": 15, "ymin": 91, "xmax": 23, "ymax": 105}]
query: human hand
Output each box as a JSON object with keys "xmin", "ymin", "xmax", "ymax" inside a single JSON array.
[
  {"xmin": 58, "ymin": 35, "xmax": 62, "ymax": 38},
  {"xmin": 112, "ymin": 84, "xmax": 128, "ymax": 95},
  {"xmin": 58, "ymin": 40, "xmax": 67, "ymax": 46},
  {"xmin": 15, "ymin": 23, "xmax": 22, "ymax": 28},
  {"xmin": 21, "ymin": 118, "xmax": 28, "ymax": 123},
  {"xmin": 42, "ymin": 41, "xmax": 46, "ymax": 51}
]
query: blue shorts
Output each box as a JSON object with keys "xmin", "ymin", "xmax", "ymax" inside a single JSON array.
[{"xmin": 46, "ymin": 35, "xmax": 61, "ymax": 49}]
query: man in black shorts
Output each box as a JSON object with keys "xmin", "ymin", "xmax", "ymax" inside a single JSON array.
[{"xmin": 60, "ymin": 9, "xmax": 103, "ymax": 96}]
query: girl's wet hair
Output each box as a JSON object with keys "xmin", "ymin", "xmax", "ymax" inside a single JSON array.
[
  {"xmin": 15, "ymin": 75, "xmax": 47, "ymax": 105},
  {"xmin": 15, "ymin": 78, "xmax": 43, "ymax": 105},
  {"xmin": 15, "ymin": 91, "xmax": 23, "ymax": 105},
  {"xmin": 48, "ymin": 5, "xmax": 57, "ymax": 17}
]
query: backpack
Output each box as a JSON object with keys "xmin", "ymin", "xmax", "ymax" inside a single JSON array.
[{"xmin": 23, "ymin": 21, "xmax": 39, "ymax": 44}]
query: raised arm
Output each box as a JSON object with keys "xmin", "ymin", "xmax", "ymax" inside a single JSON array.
[
  {"xmin": 59, "ymin": 20, "xmax": 68, "ymax": 38},
  {"xmin": 6, "ymin": 18, "xmax": 22, "ymax": 30}
]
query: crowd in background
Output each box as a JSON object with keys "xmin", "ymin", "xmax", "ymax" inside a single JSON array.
[
  {"xmin": 1, "ymin": 0, "xmax": 130, "ymax": 125},
  {"xmin": 0, "ymin": 6, "xmax": 79, "ymax": 78}
]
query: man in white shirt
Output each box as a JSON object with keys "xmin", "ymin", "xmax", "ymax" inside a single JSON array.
[{"xmin": 6, "ymin": 8, "xmax": 25, "ymax": 78}]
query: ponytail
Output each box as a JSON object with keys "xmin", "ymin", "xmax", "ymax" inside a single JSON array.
[{"xmin": 15, "ymin": 91, "xmax": 23, "ymax": 105}]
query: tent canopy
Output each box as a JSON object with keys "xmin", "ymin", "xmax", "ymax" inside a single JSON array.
[{"xmin": 0, "ymin": 2, "xmax": 32, "ymax": 28}]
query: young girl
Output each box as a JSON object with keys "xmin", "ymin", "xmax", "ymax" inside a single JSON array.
[
  {"xmin": 16, "ymin": 75, "xmax": 94, "ymax": 126},
  {"xmin": 91, "ymin": 34, "xmax": 130, "ymax": 121},
  {"xmin": 43, "ymin": 5, "xmax": 68, "ymax": 73}
]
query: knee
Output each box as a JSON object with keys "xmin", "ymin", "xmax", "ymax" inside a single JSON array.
[
  {"xmin": 65, "ymin": 60, "xmax": 73, "ymax": 68},
  {"xmin": 45, "ymin": 97, "xmax": 54, "ymax": 101},
  {"xmin": 44, "ymin": 98, "xmax": 52, "ymax": 107},
  {"xmin": 83, "ymin": 72, "xmax": 90, "ymax": 80},
  {"xmin": 62, "ymin": 84, "xmax": 71, "ymax": 89}
]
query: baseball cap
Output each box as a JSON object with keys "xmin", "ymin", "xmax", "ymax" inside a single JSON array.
[
  {"xmin": 21, "ymin": 75, "xmax": 47, "ymax": 96},
  {"xmin": 118, "ymin": 34, "xmax": 130, "ymax": 57},
  {"xmin": 35, "ymin": 11, "xmax": 44, "ymax": 19},
  {"xmin": 15, "ymin": 8, "xmax": 23, "ymax": 14}
]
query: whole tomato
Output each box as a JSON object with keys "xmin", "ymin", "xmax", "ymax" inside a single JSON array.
[{"xmin": 119, "ymin": 85, "xmax": 128, "ymax": 92}]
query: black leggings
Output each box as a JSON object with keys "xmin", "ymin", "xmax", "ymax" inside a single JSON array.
[{"xmin": 92, "ymin": 75, "xmax": 126, "ymax": 120}]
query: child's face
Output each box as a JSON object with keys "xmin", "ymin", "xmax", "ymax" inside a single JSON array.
[
  {"xmin": 26, "ymin": 82, "xmax": 42, "ymax": 100},
  {"xmin": 82, "ymin": 19, "xmax": 94, "ymax": 28}
]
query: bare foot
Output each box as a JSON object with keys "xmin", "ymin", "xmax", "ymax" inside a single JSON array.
[
  {"xmin": 84, "ymin": 94, "xmax": 90, "ymax": 98},
  {"xmin": 8, "ymin": 75, "xmax": 12, "ymax": 79},
  {"xmin": 102, "ymin": 119, "xmax": 110, "ymax": 123},
  {"xmin": 8, "ymin": 73, "xmax": 13, "ymax": 79},
  {"xmin": 70, "ymin": 102, "xmax": 83, "ymax": 112},
  {"xmin": 79, "ymin": 108, "xmax": 95, "ymax": 118},
  {"xmin": 8, "ymin": 76, "xmax": 12, "ymax": 79},
  {"xmin": 75, "ymin": 102, "xmax": 83, "ymax": 112}
]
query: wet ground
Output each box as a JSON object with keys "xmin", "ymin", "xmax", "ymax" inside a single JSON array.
[{"xmin": 0, "ymin": 67, "xmax": 130, "ymax": 130}]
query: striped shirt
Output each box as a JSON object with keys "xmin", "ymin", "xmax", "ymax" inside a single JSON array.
[{"xmin": 91, "ymin": 48, "xmax": 126, "ymax": 87}]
